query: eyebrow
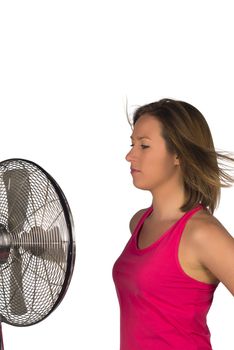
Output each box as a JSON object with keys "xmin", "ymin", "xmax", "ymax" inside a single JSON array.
[{"xmin": 130, "ymin": 135, "xmax": 152, "ymax": 140}]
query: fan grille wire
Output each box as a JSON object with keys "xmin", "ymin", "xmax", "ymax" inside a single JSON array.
[{"xmin": 0, "ymin": 160, "xmax": 71, "ymax": 326}]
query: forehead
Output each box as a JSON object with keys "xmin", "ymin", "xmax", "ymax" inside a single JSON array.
[{"xmin": 131, "ymin": 114, "xmax": 162, "ymax": 138}]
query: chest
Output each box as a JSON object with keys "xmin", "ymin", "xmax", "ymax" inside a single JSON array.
[{"xmin": 137, "ymin": 219, "xmax": 219, "ymax": 285}]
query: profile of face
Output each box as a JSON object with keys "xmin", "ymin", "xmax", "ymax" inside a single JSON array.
[{"xmin": 125, "ymin": 114, "xmax": 181, "ymax": 191}]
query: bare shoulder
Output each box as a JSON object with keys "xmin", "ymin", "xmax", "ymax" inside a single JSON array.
[
  {"xmin": 189, "ymin": 208, "xmax": 233, "ymax": 242},
  {"xmin": 129, "ymin": 208, "xmax": 149, "ymax": 235},
  {"xmin": 188, "ymin": 208, "xmax": 234, "ymax": 295}
]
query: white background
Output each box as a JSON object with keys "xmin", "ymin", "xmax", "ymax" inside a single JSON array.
[{"xmin": 0, "ymin": 0, "xmax": 234, "ymax": 349}]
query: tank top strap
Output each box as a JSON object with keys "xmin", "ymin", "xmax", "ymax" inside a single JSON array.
[
  {"xmin": 171, "ymin": 203, "xmax": 204, "ymax": 240},
  {"xmin": 132, "ymin": 206, "xmax": 153, "ymax": 237},
  {"xmin": 178, "ymin": 203, "xmax": 204, "ymax": 226}
]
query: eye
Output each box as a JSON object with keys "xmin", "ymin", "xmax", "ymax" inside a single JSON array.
[{"xmin": 130, "ymin": 144, "xmax": 149, "ymax": 149}]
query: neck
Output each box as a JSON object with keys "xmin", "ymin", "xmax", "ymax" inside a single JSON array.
[{"xmin": 149, "ymin": 179, "xmax": 186, "ymax": 222}]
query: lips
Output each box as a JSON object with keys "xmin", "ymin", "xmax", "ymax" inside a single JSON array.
[{"xmin": 131, "ymin": 167, "xmax": 140, "ymax": 172}]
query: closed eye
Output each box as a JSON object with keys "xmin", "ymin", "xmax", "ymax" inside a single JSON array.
[{"xmin": 130, "ymin": 144, "xmax": 149, "ymax": 149}]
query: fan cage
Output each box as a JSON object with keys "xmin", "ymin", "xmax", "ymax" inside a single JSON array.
[{"xmin": 0, "ymin": 158, "xmax": 75, "ymax": 327}]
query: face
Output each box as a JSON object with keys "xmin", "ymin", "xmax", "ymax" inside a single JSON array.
[{"xmin": 125, "ymin": 114, "xmax": 180, "ymax": 191}]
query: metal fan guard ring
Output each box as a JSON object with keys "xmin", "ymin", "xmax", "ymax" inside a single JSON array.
[{"xmin": 0, "ymin": 158, "xmax": 75, "ymax": 327}]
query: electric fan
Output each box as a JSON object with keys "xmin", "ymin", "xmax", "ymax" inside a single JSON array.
[{"xmin": 0, "ymin": 158, "xmax": 75, "ymax": 349}]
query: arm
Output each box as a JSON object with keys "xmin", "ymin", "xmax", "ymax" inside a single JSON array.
[{"xmin": 193, "ymin": 221, "xmax": 234, "ymax": 296}]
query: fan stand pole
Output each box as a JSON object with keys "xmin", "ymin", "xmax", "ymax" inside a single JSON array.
[{"xmin": 0, "ymin": 322, "xmax": 4, "ymax": 350}]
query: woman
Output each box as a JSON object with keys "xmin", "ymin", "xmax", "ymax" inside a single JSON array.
[{"xmin": 112, "ymin": 98, "xmax": 234, "ymax": 350}]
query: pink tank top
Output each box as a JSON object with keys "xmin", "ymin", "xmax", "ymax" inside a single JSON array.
[{"xmin": 112, "ymin": 204, "xmax": 219, "ymax": 350}]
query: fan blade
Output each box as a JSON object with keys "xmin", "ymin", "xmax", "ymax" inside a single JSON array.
[
  {"xmin": 9, "ymin": 248, "xmax": 27, "ymax": 315},
  {"xmin": 22, "ymin": 226, "xmax": 66, "ymax": 265},
  {"xmin": 3, "ymin": 168, "xmax": 30, "ymax": 233}
]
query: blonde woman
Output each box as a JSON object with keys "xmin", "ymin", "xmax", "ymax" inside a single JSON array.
[{"xmin": 112, "ymin": 98, "xmax": 234, "ymax": 350}]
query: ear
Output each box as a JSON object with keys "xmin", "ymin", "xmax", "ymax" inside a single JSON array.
[{"xmin": 174, "ymin": 154, "xmax": 180, "ymax": 166}]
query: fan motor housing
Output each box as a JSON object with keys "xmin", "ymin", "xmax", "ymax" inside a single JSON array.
[{"xmin": 0, "ymin": 224, "xmax": 11, "ymax": 264}]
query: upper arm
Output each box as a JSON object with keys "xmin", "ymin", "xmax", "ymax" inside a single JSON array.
[
  {"xmin": 129, "ymin": 209, "xmax": 147, "ymax": 235},
  {"xmin": 193, "ymin": 221, "xmax": 234, "ymax": 296}
]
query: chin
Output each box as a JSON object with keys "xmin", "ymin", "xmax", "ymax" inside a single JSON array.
[{"xmin": 132, "ymin": 180, "xmax": 151, "ymax": 191}]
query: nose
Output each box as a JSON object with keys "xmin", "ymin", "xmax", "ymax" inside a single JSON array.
[
  {"xmin": 125, "ymin": 148, "xmax": 134, "ymax": 162},
  {"xmin": 125, "ymin": 151, "xmax": 130, "ymax": 162}
]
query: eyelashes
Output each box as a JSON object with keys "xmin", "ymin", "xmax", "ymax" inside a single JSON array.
[{"xmin": 130, "ymin": 144, "xmax": 149, "ymax": 149}]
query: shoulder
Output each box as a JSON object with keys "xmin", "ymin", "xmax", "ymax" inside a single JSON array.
[
  {"xmin": 189, "ymin": 209, "xmax": 233, "ymax": 243},
  {"xmin": 189, "ymin": 209, "xmax": 234, "ymax": 295},
  {"xmin": 129, "ymin": 207, "xmax": 149, "ymax": 235},
  {"xmin": 188, "ymin": 208, "xmax": 233, "ymax": 249}
]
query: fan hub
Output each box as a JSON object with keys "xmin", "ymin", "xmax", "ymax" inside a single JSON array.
[{"xmin": 0, "ymin": 224, "xmax": 11, "ymax": 264}]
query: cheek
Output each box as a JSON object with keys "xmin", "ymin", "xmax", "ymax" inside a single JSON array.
[
  {"xmin": 148, "ymin": 150, "xmax": 165, "ymax": 167},
  {"xmin": 147, "ymin": 153, "xmax": 175, "ymax": 176}
]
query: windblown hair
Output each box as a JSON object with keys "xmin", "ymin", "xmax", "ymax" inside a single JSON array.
[{"xmin": 126, "ymin": 98, "xmax": 234, "ymax": 214}]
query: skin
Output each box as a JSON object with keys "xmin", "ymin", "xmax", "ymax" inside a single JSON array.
[{"xmin": 125, "ymin": 113, "xmax": 234, "ymax": 296}]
